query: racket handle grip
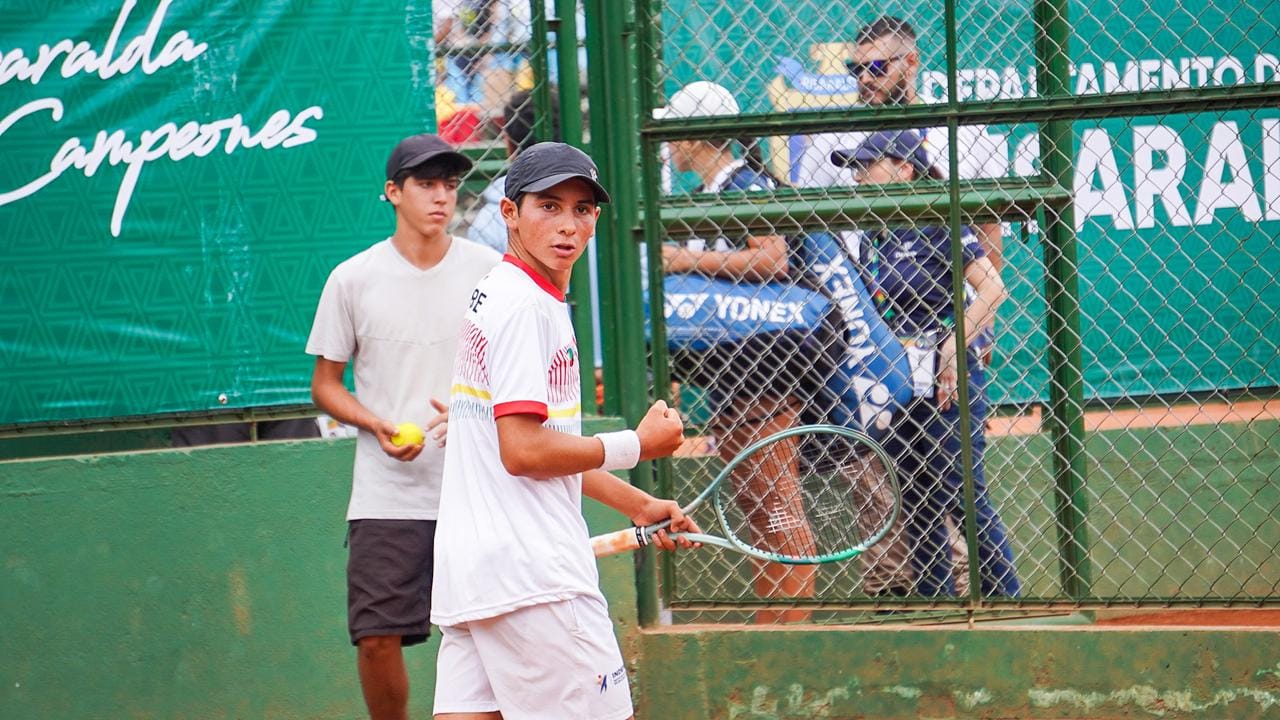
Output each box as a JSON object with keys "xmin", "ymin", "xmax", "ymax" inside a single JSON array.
[{"xmin": 590, "ymin": 526, "xmax": 649, "ymax": 557}]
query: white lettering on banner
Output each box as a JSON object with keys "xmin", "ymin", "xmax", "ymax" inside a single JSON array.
[
  {"xmin": 1263, "ymin": 120, "xmax": 1280, "ymax": 221},
  {"xmin": 0, "ymin": 98, "xmax": 325, "ymax": 236},
  {"xmin": 1182, "ymin": 57, "xmax": 1215, "ymax": 88},
  {"xmin": 0, "ymin": 0, "xmax": 206, "ymax": 86},
  {"xmin": 1213, "ymin": 57, "xmax": 1247, "ymax": 86},
  {"xmin": 1013, "ymin": 134, "xmax": 1040, "ymax": 177},
  {"xmin": 0, "ymin": 2, "xmax": 326, "ymax": 236},
  {"xmin": 1195, "ymin": 121, "xmax": 1263, "ymax": 225},
  {"xmin": 1257, "ymin": 54, "xmax": 1280, "ymax": 84},
  {"xmin": 1075, "ymin": 128, "xmax": 1135, "ymax": 230},
  {"xmin": 1074, "ymin": 62, "xmax": 1100, "ymax": 95},
  {"xmin": 1008, "ymin": 121, "xmax": 1280, "ymax": 231},
  {"xmin": 0, "ymin": 99, "xmax": 65, "ymax": 203},
  {"xmin": 786, "ymin": 43, "xmax": 1279, "ymax": 234},
  {"xmin": 919, "ymin": 53, "xmax": 1275, "ymax": 103},
  {"xmin": 1132, "ymin": 125, "xmax": 1192, "ymax": 228},
  {"xmin": 1001, "ymin": 67, "xmax": 1027, "ymax": 99}
]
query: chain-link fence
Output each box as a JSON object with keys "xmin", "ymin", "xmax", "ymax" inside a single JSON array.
[
  {"xmin": 435, "ymin": 0, "xmax": 571, "ymax": 242},
  {"xmin": 434, "ymin": 0, "xmax": 601, "ymax": 404},
  {"xmin": 587, "ymin": 0, "xmax": 1280, "ymax": 623}
]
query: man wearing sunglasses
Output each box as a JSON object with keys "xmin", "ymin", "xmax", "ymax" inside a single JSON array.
[
  {"xmin": 799, "ymin": 16, "xmax": 1007, "ymax": 275},
  {"xmin": 795, "ymin": 16, "xmax": 1012, "ymax": 600}
]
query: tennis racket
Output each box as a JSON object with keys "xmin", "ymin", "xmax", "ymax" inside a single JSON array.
[{"xmin": 591, "ymin": 424, "xmax": 900, "ymax": 565}]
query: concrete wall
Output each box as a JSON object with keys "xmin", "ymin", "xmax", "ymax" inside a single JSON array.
[
  {"xmin": 637, "ymin": 626, "xmax": 1280, "ymax": 719},
  {"xmin": 4, "ymin": 419, "xmax": 1277, "ymax": 719}
]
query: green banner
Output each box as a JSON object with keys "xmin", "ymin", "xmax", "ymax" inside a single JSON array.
[
  {"xmin": 662, "ymin": 0, "xmax": 1280, "ymax": 404},
  {"xmin": 1, "ymin": 1, "xmax": 435, "ymax": 424}
]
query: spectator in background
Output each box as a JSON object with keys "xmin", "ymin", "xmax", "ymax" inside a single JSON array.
[
  {"xmin": 801, "ymin": 16, "xmax": 1006, "ymax": 270},
  {"xmin": 307, "ymin": 134, "xmax": 500, "ymax": 720},
  {"xmin": 468, "ymin": 89, "xmax": 561, "ymax": 253},
  {"xmin": 832, "ymin": 130, "xmax": 1021, "ymax": 598},
  {"xmin": 656, "ymin": 80, "xmax": 817, "ymax": 623},
  {"xmin": 658, "ymin": 82, "xmax": 789, "ymax": 282},
  {"xmin": 434, "ymin": 0, "xmax": 496, "ymax": 107},
  {"xmin": 796, "ymin": 15, "xmax": 1014, "ymax": 598}
]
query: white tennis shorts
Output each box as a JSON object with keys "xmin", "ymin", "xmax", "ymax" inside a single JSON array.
[{"xmin": 433, "ymin": 594, "xmax": 633, "ymax": 720}]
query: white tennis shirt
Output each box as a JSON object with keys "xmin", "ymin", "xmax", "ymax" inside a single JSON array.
[
  {"xmin": 431, "ymin": 255, "xmax": 601, "ymax": 626},
  {"xmin": 306, "ymin": 237, "xmax": 500, "ymax": 520}
]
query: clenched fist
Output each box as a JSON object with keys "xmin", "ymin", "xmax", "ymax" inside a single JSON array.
[{"xmin": 636, "ymin": 399, "xmax": 684, "ymax": 461}]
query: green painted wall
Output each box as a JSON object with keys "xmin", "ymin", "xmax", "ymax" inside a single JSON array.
[
  {"xmin": 0, "ymin": 421, "xmax": 638, "ymax": 720},
  {"xmin": 637, "ymin": 626, "xmax": 1280, "ymax": 719},
  {"xmin": 3, "ymin": 419, "xmax": 1277, "ymax": 719}
]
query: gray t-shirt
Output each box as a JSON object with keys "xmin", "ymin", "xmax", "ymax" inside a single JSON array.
[{"xmin": 306, "ymin": 236, "xmax": 500, "ymax": 519}]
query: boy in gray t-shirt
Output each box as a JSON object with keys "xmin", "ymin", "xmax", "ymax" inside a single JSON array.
[{"xmin": 306, "ymin": 133, "xmax": 499, "ymax": 720}]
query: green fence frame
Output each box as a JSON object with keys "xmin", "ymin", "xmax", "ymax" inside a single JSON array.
[{"xmin": 580, "ymin": 0, "xmax": 1280, "ymax": 620}]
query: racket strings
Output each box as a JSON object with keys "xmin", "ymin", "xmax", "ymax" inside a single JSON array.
[
  {"xmin": 729, "ymin": 435, "xmax": 817, "ymax": 559},
  {"xmin": 721, "ymin": 433, "xmax": 897, "ymax": 561}
]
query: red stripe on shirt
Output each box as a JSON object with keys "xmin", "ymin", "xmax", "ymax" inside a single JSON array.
[
  {"xmin": 493, "ymin": 400, "xmax": 549, "ymax": 422},
  {"xmin": 503, "ymin": 254, "xmax": 566, "ymax": 302}
]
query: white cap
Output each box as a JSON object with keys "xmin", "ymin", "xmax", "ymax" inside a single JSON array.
[{"xmin": 652, "ymin": 81, "xmax": 741, "ymax": 120}]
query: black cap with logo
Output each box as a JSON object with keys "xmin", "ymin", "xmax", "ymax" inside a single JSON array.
[
  {"xmin": 385, "ymin": 133, "xmax": 472, "ymax": 181},
  {"xmin": 829, "ymin": 129, "xmax": 945, "ymax": 180},
  {"xmin": 504, "ymin": 142, "xmax": 611, "ymax": 204}
]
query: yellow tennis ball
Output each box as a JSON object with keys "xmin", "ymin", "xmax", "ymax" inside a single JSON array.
[{"xmin": 391, "ymin": 422, "xmax": 425, "ymax": 447}]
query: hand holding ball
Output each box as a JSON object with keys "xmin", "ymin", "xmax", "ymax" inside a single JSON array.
[{"xmin": 391, "ymin": 422, "xmax": 426, "ymax": 447}]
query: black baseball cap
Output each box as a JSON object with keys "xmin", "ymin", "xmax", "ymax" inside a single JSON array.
[
  {"xmin": 830, "ymin": 130, "xmax": 944, "ymax": 180},
  {"xmin": 385, "ymin": 133, "xmax": 472, "ymax": 181},
  {"xmin": 504, "ymin": 142, "xmax": 611, "ymax": 204}
]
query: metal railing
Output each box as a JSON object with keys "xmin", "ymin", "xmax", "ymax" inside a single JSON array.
[{"xmin": 580, "ymin": 0, "xmax": 1280, "ymax": 622}]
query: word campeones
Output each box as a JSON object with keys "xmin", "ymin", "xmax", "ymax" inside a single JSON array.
[
  {"xmin": 2, "ymin": 99, "xmax": 322, "ymax": 237},
  {"xmin": 0, "ymin": 0, "xmax": 323, "ymax": 237}
]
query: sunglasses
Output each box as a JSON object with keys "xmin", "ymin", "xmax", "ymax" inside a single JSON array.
[{"xmin": 845, "ymin": 55, "xmax": 907, "ymax": 78}]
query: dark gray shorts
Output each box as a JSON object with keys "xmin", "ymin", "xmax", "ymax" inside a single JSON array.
[{"xmin": 346, "ymin": 519, "xmax": 436, "ymax": 646}]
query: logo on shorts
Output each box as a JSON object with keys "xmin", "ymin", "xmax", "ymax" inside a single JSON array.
[{"xmin": 598, "ymin": 665, "xmax": 626, "ymax": 694}]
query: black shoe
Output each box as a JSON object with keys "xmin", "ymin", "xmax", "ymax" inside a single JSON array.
[{"xmin": 873, "ymin": 586, "xmax": 910, "ymax": 615}]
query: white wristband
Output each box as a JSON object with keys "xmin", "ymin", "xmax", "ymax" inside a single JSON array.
[{"xmin": 596, "ymin": 430, "xmax": 641, "ymax": 471}]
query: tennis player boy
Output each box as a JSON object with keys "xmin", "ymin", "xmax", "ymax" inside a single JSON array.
[
  {"xmin": 308, "ymin": 133, "xmax": 501, "ymax": 720},
  {"xmin": 431, "ymin": 142, "xmax": 698, "ymax": 720}
]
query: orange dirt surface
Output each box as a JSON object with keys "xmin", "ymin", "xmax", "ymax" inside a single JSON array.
[
  {"xmin": 1094, "ymin": 609, "xmax": 1280, "ymax": 627},
  {"xmin": 986, "ymin": 399, "xmax": 1280, "ymax": 437},
  {"xmin": 673, "ymin": 399, "xmax": 1280, "ymax": 455}
]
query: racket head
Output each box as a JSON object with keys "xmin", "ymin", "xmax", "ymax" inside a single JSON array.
[{"xmin": 706, "ymin": 423, "xmax": 899, "ymax": 565}]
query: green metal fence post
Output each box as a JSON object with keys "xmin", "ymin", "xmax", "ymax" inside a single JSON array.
[
  {"xmin": 553, "ymin": 0, "xmax": 583, "ymax": 147},
  {"xmin": 583, "ymin": 1, "xmax": 622, "ymax": 419},
  {"xmin": 633, "ymin": 0, "xmax": 680, "ymax": 612},
  {"xmin": 553, "ymin": 0, "xmax": 598, "ymax": 413},
  {"xmin": 634, "ymin": 2, "xmax": 670, "ymax": 406},
  {"xmin": 528, "ymin": 0, "xmax": 554, "ymax": 143},
  {"xmin": 584, "ymin": 0, "xmax": 662, "ymax": 625},
  {"xmin": 1036, "ymin": 0, "xmax": 1094, "ymax": 598},
  {"xmin": 942, "ymin": 0, "xmax": 982, "ymax": 608}
]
